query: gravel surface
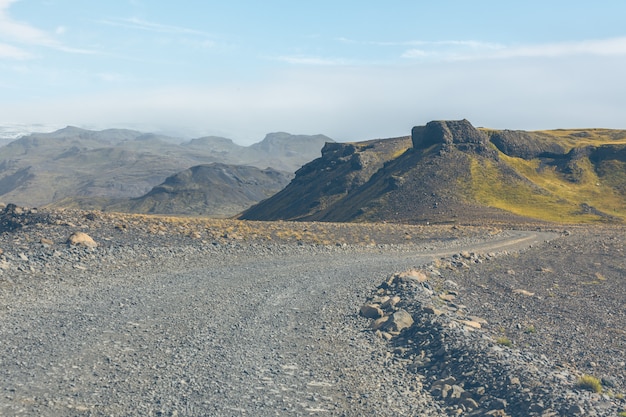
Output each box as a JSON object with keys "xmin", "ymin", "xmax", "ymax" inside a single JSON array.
[{"xmin": 0, "ymin": 206, "xmax": 557, "ymax": 416}]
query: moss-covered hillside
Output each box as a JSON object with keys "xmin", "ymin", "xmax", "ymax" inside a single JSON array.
[{"xmin": 241, "ymin": 121, "xmax": 626, "ymax": 224}]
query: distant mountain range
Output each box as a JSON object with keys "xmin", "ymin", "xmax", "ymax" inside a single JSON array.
[
  {"xmin": 0, "ymin": 124, "xmax": 63, "ymax": 147},
  {"xmin": 0, "ymin": 126, "xmax": 333, "ymax": 212},
  {"xmin": 52, "ymin": 163, "xmax": 292, "ymax": 217},
  {"xmin": 4, "ymin": 121, "xmax": 626, "ymax": 224},
  {"xmin": 241, "ymin": 120, "xmax": 626, "ymax": 224}
]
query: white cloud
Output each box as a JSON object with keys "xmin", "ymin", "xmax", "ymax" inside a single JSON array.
[
  {"xmin": 275, "ymin": 55, "xmax": 349, "ymax": 66},
  {"xmin": 101, "ymin": 17, "xmax": 212, "ymax": 37},
  {"xmin": 96, "ymin": 72, "xmax": 126, "ymax": 82},
  {"xmin": 401, "ymin": 37, "xmax": 626, "ymax": 61},
  {"xmin": 3, "ymin": 34, "xmax": 626, "ymax": 143},
  {"xmin": 0, "ymin": 0, "xmax": 95, "ymax": 57},
  {"xmin": 489, "ymin": 37, "xmax": 626, "ymax": 59},
  {"xmin": 400, "ymin": 49, "xmax": 430, "ymax": 59},
  {"xmin": 0, "ymin": 41, "xmax": 31, "ymax": 59}
]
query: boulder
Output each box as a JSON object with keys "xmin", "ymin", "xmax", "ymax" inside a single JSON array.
[
  {"xmin": 66, "ymin": 231, "xmax": 98, "ymax": 248},
  {"xmin": 360, "ymin": 304, "xmax": 384, "ymax": 319},
  {"xmin": 381, "ymin": 309, "xmax": 414, "ymax": 333}
]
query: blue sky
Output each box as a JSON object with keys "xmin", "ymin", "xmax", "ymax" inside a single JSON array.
[{"xmin": 1, "ymin": 0, "xmax": 626, "ymax": 143}]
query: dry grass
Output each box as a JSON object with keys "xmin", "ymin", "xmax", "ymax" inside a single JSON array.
[
  {"xmin": 534, "ymin": 128, "xmax": 626, "ymax": 151},
  {"xmin": 83, "ymin": 209, "xmax": 495, "ymax": 246},
  {"xmin": 576, "ymin": 375, "xmax": 603, "ymax": 393}
]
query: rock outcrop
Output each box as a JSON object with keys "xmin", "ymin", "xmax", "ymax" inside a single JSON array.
[
  {"xmin": 411, "ymin": 119, "xmax": 487, "ymax": 149},
  {"xmin": 488, "ymin": 130, "xmax": 566, "ymax": 159},
  {"xmin": 239, "ymin": 136, "xmax": 412, "ymax": 221}
]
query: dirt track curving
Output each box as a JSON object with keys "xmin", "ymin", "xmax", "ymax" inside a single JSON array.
[{"xmin": 0, "ymin": 210, "xmax": 555, "ymax": 416}]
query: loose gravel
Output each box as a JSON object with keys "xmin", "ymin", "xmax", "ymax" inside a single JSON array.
[{"xmin": 0, "ymin": 206, "xmax": 565, "ymax": 416}]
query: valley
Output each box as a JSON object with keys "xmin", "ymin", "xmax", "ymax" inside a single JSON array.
[
  {"xmin": 0, "ymin": 206, "xmax": 623, "ymax": 416},
  {"xmin": 0, "ymin": 119, "xmax": 624, "ymax": 416}
]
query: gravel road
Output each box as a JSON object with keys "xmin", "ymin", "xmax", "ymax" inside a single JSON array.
[{"xmin": 0, "ymin": 229, "xmax": 553, "ymax": 416}]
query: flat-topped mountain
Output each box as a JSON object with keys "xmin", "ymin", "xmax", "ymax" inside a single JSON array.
[
  {"xmin": 0, "ymin": 127, "xmax": 332, "ymax": 208},
  {"xmin": 241, "ymin": 120, "xmax": 626, "ymax": 224}
]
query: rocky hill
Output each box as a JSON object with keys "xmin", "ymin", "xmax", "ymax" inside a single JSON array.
[
  {"xmin": 0, "ymin": 127, "xmax": 331, "ymax": 208},
  {"xmin": 59, "ymin": 163, "xmax": 292, "ymax": 217},
  {"xmin": 241, "ymin": 120, "xmax": 626, "ymax": 224}
]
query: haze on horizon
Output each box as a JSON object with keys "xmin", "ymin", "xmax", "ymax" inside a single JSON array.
[{"xmin": 1, "ymin": 0, "xmax": 626, "ymax": 144}]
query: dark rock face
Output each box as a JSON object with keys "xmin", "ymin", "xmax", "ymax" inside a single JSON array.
[
  {"xmin": 239, "ymin": 136, "xmax": 412, "ymax": 221},
  {"xmin": 489, "ymin": 130, "xmax": 566, "ymax": 159},
  {"xmin": 590, "ymin": 144, "xmax": 626, "ymax": 163},
  {"xmin": 412, "ymin": 119, "xmax": 487, "ymax": 149}
]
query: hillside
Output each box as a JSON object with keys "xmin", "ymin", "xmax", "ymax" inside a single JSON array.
[
  {"xmin": 68, "ymin": 163, "xmax": 292, "ymax": 217},
  {"xmin": 240, "ymin": 120, "xmax": 626, "ymax": 224},
  {"xmin": 0, "ymin": 127, "xmax": 331, "ymax": 208}
]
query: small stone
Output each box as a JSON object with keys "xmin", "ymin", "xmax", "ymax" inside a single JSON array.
[
  {"xmin": 512, "ymin": 289, "xmax": 534, "ymax": 297},
  {"xmin": 449, "ymin": 384, "xmax": 465, "ymax": 399},
  {"xmin": 439, "ymin": 384, "xmax": 453, "ymax": 399},
  {"xmin": 67, "ymin": 232, "xmax": 98, "ymax": 248},
  {"xmin": 507, "ymin": 376, "xmax": 520, "ymax": 386},
  {"xmin": 394, "ymin": 269, "xmax": 428, "ymax": 284},
  {"xmin": 460, "ymin": 398, "xmax": 479, "ymax": 410},
  {"xmin": 360, "ymin": 304, "xmax": 384, "ymax": 319},
  {"xmin": 381, "ymin": 296, "xmax": 401, "ymax": 309},
  {"xmin": 459, "ymin": 320, "xmax": 482, "ymax": 329},
  {"xmin": 369, "ymin": 316, "xmax": 390, "ymax": 330},
  {"xmin": 491, "ymin": 398, "xmax": 507, "ymax": 409},
  {"xmin": 434, "ymin": 376, "xmax": 457, "ymax": 387},
  {"xmin": 439, "ymin": 293, "xmax": 456, "ymax": 302},
  {"xmin": 444, "ymin": 279, "xmax": 459, "ymax": 288},
  {"xmin": 484, "ymin": 410, "xmax": 508, "ymax": 417},
  {"xmin": 601, "ymin": 377, "xmax": 616, "ymax": 388},
  {"xmin": 468, "ymin": 316, "xmax": 488, "ymax": 325},
  {"xmin": 372, "ymin": 295, "xmax": 390, "ymax": 304},
  {"xmin": 566, "ymin": 404, "xmax": 585, "ymax": 415},
  {"xmin": 40, "ymin": 238, "xmax": 54, "ymax": 247},
  {"xmin": 423, "ymin": 305, "xmax": 444, "ymax": 315},
  {"xmin": 380, "ymin": 331, "xmax": 393, "ymax": 341},
  {"xmin": 381, "ymin": 309, "xmax": 414, "ymax": 333}
]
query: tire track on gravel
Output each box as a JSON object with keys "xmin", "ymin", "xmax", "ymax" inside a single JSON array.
[{"xmin": 0, "ymin": 231, "xmax": 556, "ymax": 416}]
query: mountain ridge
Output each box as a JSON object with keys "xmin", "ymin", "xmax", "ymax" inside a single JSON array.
[
  {"xmin": 60, "ymin": 163, "xmax": 293, "ymax": 217},
  {"xmin": 241, "ymin": 119, "xmax": 626, "ymax": 224},
  {"xmin": 0, "ymin": 127, "xmax": 332, "ymax": 208}
]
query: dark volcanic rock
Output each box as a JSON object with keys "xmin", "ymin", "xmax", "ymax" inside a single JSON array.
[
  {"xmin": 240, "ymin": 137, "xmax": 412, "ymax": 221},
  {"xmin": 411, "ymin": 119, "xmax": 487, "ymax": 149},
  {"xmin": 489, "ymin": 130, "xmax": 566, "ymax": 159},
  {"xmin": 590, "ymin": 144, "xmax": 626, "ymax": 163}
]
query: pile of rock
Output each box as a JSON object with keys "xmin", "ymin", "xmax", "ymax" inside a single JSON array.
[{"xmin": 361, "ymin": 252, "xmax": 625, "ymax": 416}]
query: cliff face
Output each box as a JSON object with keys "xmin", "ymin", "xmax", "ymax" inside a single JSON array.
[
  {"xmin": 412, "ymin": 119, "xmax": 487, "ymax": 148},
  {"xmin": 241, "ymin": 120, "xmax": 626, "ymax": 224}
]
